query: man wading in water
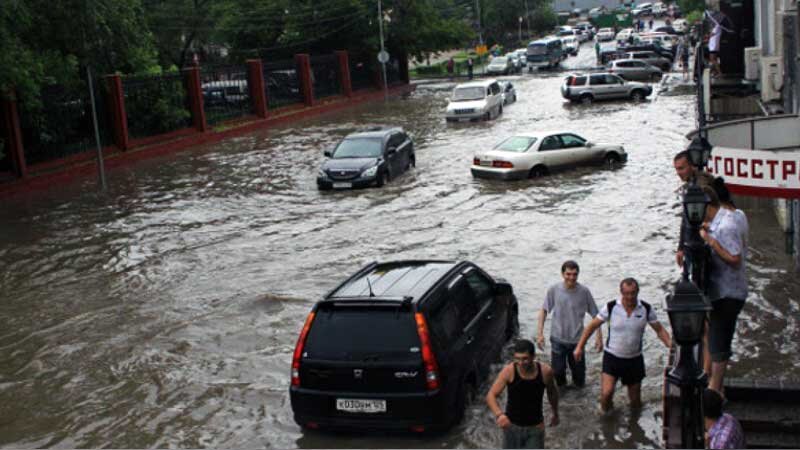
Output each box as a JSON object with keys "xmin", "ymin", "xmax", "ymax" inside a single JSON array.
[{"xmin": 486, "ymin": 339, "xmax": 559, "ymax": 449}]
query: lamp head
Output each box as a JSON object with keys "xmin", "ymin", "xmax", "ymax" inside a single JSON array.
[
  {"xmin": 683, "ymin": 183, "xmax": 709, "ymax": 228},
  {"xmin": 666, "ymin": 280, "xmax": 711, "ymax": 345},
  {"xmin": 687, "ymin": 135, "xmax": 712, "ymax": 170}
]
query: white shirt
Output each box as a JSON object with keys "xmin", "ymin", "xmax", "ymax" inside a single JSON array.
[
  {"xmin": 597, "ymin": 299, "xmax": 657, "ymax": 359},
  {"xmin": 708, "ymin": 208, "xmax": 748, "ymax": 301}
]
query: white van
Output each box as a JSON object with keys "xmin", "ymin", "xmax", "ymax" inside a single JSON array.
[{"xmin": 445, "ymin": 79, "xmax": 504, "ymax": 122}]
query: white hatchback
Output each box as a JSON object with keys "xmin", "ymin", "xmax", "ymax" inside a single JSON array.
[{"xmin": 471, "ymin": 132, "xmax": 627, "ymax": 180}]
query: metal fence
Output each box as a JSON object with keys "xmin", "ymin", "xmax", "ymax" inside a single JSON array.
[
  {"xmin": 0, "ymin": 105, "xmax": 10, "ymax": 172},
  {"xmin": 122, "ymin": 73, "xmax": 192, "ymax": 140},
  {"xmin": 310, "ymin": 54, "xmax": 341, "ymax": 99},
  {"xmin": 350, "ymin": 54, "xmax": 375, "ymax": 91},
  {"xmin": 200, "ymin": 65, "xmax": 252, "ymax": 125},
  {"xmin": 385, "ymin": 57, "xmax": 402, "ymax": 85},
  {"xmin": 18, "ymin": 80, "xmax": 111, "ymax": 165},
  {"xmin": 263, "ymin": 60, "xmax": 304, "ymax": 109}
]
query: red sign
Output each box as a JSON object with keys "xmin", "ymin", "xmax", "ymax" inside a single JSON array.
[{"xmin": 707, "ymin": 147, "xmax": 800, "ymax": 198}]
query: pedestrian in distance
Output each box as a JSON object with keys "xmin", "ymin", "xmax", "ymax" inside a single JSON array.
[
  {"xmin": 680, "ymin": 37, "xmax": 691, "ymax": 80},
  {"xmin": 594, "ymin": 39, "xmax": 601, "ymax": 65},
  {"xmin": 573, "ymin": 278, "xmax": 672, "ymax": 413},
  {"xmin": 703, "ymin": 388, "xmax": 745, "ymax": 449},
  {"xmin": 649, "ymin": 18, "xmax": 654, "ymax": 30},
  {"xmin": 536, "ymin": 260, "xmax": 603, "ymax": 388},
  {"xmin": 467, "ymin": 57, "xmax": 474, "ymax": 80},
  {"xmin": 447, "ymin": 57, "xmax": 455, "ymax": 79},
  {"xmin": 673, "ymin": 150, "xmax": 715, "ymax": 267},
  {"xmin": 699, "ymin": 185, "xmax": 747, "ymax": 394},
  {"xmin": 486, "ymin": 339, "xmax": 559, "ymax": 449}
]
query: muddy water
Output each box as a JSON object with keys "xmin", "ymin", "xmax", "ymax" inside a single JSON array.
[{"xmin": 2, "ymin": 48, "xmax": 799, "ymax": 448}]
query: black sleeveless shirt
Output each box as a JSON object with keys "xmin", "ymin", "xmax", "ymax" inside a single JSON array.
[{"xmin": 505, "ymin": 362, "xmax": 545, "ymax": 426}]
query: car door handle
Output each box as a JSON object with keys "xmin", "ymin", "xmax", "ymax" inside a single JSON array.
[{"xmin": 466, "ymin": 335, "xmax": 475, "ymax": 345}]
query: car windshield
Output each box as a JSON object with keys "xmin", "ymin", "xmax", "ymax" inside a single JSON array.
[
  {"xmin": 452, "ymin": 86, "xmax": 486, "ymax": 101},
  {"xmin": 529, "ymin": 44, "xmax": 547, "ymax": 55},
  {"xmin": 333, "ymin": 138, "xmax": 382, "ymax": 158},
  {"xmin": 494, "ymin": 136, "xmax": 537, "ymax": 153}
]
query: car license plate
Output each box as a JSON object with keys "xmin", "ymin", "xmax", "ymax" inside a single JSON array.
[
  {"xmin": 480, "ymin": 160, "xmax": 492, "ymax": 166},
  {"xmin": 336, "ymin": 398, "xmax": 386, "ymax": 413},
  {"xmin": 332, "ymin": 182, "xmax": 352, "ymax": 189},
  {"xmin": 458, "ymin": 117, "xmax": 471, "ymax": 122}
]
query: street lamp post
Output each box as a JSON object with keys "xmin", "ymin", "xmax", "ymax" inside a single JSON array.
[
  {"xmin": 378, "ymin": 0, "xmax": 388, "ymax": 102},
  {"xmin": 519, "ymin": 16, "xmax": 523, "ymax": 43}
]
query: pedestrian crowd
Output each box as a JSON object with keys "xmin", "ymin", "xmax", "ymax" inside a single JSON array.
[{"xmin": 483, "ymin": 152, "xmax": 749, "ymax": 449}]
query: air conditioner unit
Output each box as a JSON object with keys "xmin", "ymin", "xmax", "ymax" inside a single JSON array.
[
  {"xmin": 780, "ymin": 0, "xmax": 797, "ymax": 12},
  {"xmin": 760, "ymin": 56, "xmax": 784, "ymax": 102},
  {"xmin": 744, "ymin": 47, "xmax": 761, "ymax": 80}
]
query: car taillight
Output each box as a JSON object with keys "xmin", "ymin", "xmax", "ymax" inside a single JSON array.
[
  {"xmin": 473, "ymin": 158, "xmax": 480, "ymax": 165},
  {"xmin": 291, "ymin": 311, "xmax": 316, "ymax": 387},
  {"xmin": 492, "ymin": 161, "xmax": 514, "ymax": 168},
  {"xmin": 414, "ymin": 312, "xmax": 440, "ymax": 391}
]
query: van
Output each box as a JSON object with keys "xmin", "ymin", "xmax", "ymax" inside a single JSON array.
[
  {"xmin": 445, "ymin": 79, "xmax": 504, "ymax": 122},
  {"xmin": 289, "ymin": 260, "xmax": 519, "ymax": 432},
  {"xmin": 527, "ymin": 37, "xmax": 564, "ymax": 70}
]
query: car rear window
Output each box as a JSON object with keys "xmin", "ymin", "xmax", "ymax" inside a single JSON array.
[
  {"xmin": 568, "ymin": 76, "xmax": 587, "ymax": 86},
  {"xmin": 304, "ymin": 306, "xmax": 421, "ymax": 361},
  {"xmin": 495, "ymin": 136, "xmax": 537, "ymax": 153}
]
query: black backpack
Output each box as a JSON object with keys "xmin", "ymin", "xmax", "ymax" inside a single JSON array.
[{"xmin": 605, "ymin": 300, "xmax": 652, "ymax": 346}]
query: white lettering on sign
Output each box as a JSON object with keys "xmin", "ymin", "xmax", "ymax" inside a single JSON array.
[{"xmin": 706, "ymin": 147, "xmax": 800, "ymax": 198}]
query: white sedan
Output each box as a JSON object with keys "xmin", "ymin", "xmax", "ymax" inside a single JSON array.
[{"xmin": 471, "ymin": 131, "xmax": 627, "ymax": 180}]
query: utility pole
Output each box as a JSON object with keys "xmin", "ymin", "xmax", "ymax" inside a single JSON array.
[
  {"xmin": 378, "ymin": 0, "xmax": 388, "ymax": 101},
  {"xmin": 476, "ymin": 0, "xmax": 483, "ymax": 44},
  {"xmin": 87, "ymin": 66, "xmax": 107, "ymax": 191}
]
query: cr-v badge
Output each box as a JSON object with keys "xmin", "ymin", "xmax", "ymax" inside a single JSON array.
[
  {"xmin": 353, "ymin": 369, "xmax": 363, "ymax": 379},
  {"xmin": 394, "ymin": 371, "xmax": 418, "ymax": 378}
]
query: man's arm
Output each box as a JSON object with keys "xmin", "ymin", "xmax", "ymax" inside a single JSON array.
[
  {"xmin": 486, "ymin": 364, "xmax": 512, "ymax": 429},
  {"xmin": 650, "ymin": 321, "xmax": 672, "ymax": 348},
  {"xmin": 536, "ymin": 309, "xmax": 548, "ymax": 350},
  {"xmin": 540, "ymin": 364, "xmax": 560, "ymax": 426},
  {"xmin": 594, "ymin": 326, "xmax": 604, "ymax": 352},
  {"xmin": 574, "ymin": 317, "xmax": 604, "ymax": 362}
]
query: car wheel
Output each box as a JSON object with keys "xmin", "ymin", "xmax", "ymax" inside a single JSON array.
[
  {"xmin": 408, "ymin": 155, "xmax": 415, "ymax": 169},
  {"xmin": 604, "ymin": 152, "xmax": 621, "ymax": 169},
  {"xmin": 375, "ymin": 170, "xmax": 386, "ymax": 187},
  {"xmin": 529, "ymin": 165, "xmax": 548, "ymax": 178},
  {"xmin": 631, "ymin": 89, "xmax": 645, "ymax": 101},
  {"xmin": 580, "ymin": 94, "xmax": 593, "ymax": 104}
]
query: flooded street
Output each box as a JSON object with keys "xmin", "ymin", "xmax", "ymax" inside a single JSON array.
[{"xmin": 2, "ymin": 43, "xmax": 799, "ymax": 448}]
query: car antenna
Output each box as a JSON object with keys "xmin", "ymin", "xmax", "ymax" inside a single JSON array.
[{"xmin": 366, "ymin": 276, "xmax": 375, "ymax": 297}]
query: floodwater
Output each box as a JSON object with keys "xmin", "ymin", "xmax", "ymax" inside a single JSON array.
[{"xmin": 2, "ymin": 42, "xmax": 799, "ymax": 448}]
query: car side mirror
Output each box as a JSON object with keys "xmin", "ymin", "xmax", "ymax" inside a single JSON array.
[
  {"xmin": 324, "ymin": 149, "xmax": 333, "ymax": 157},
  {"xmin": 494, "ymin": 278, "xmax": 514, "ymax": 303}
]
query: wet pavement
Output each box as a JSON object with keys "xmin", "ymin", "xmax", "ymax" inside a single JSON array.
[{"xmin": 1, "ymin": 41, "xmax": 799, "ymax": 449}]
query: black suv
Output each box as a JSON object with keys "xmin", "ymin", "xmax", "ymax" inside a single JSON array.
[
  {"xmin": 290, "ymin": 260, "xmax": 519, "ymax": 433},
  {"xmin": 317, "ymin": 127, "xmax": 415, "ymax": 190}
]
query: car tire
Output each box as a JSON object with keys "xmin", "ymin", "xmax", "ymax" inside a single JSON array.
[
  {"xmin": 631, "ymin": 89, "xmax": 645, "ymax": 101},
  {"xmin": 580, "ymin": 94, "xmax": 593, "ymax": 104},
  {"xmin": 604, "ymin": 152, "xmax": 622, "ymax": 169},
  {"xmin": 408, "ymin": 155, "xmax": 415, "ymax": 169},
  {"xmin": 529, "ymin": 165, "xmax": 548, "ymax": 178}
]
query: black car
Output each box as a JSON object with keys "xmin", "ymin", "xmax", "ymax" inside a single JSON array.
[
  {"xmin": 289, "ymin": 260, "xmax": 519, "ymax": 433},
  {"xmin": 317, "ymin": 127, "xmax": 414, "ymax": 190}
]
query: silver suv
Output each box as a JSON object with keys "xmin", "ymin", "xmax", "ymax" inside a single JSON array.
[{"xmin": 561, "ymin": 73, "xmax": 653, "ymax": 104}]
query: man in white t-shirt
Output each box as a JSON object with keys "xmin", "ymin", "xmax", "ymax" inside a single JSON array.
[{"xmin": 573, "ymin": 278, "xmax": 672, "ymax": 413}]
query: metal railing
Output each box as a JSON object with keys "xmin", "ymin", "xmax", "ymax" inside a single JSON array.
[
  {"xmin": 18, "ymin": 81, "xmax": 111, "ymax": 165},
  {"xmin": 350, "ymin": 54, "xmax": 375, "ymax": 91},
  {"xmin": 311, "ymin": 54, "xmax": 341, "ymax": 99},
  {"xmin": 201, "ymin": 65, "xmax": 252, "ymax": 125},
  {"xmin": 122, "ymin": 73, "xmax": 192, "ymax": 140},
  {"xmin": 263, "ymin": 60, "xmax": 304, "ymax": 109}
]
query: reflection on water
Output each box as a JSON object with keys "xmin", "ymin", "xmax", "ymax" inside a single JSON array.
[{"xmin": 1, "ymin": 67, "xmax": 798, "ymax": 448}]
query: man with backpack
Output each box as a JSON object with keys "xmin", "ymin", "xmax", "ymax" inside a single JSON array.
[{"xmin": 573, "ymin": 278, "xmax": 672, "ymax": 413}]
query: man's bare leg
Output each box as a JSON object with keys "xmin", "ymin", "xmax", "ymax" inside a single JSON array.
[
  {"xmin": 600, "ymin": 373, "xmax": 617, "ymax": 413},
  {"xmin": 627, "ymin": 383, "xmax": 642, "ymax": 409}
]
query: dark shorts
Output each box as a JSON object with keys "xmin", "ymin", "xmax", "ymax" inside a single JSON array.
[
  {"xmin": 602, "ymin": 352, "xmax": 645, "ymax": 386},
  {"xmin": 708, "ymin": 50, "xmax": 720, "ymax": 56},
  {"xmin": 709, "ymin": 298, "xmax": 745, "ymax": 362},
  {"xmin": 503, "ymin": 423, "xmax": 545, "ymax": 449}
]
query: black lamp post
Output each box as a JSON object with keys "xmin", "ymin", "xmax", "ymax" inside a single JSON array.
[
  {"xmin": 666, "ymin": 280, "xmax": 711, "ymax": 449},
  {"xmin": 681, "ymin": 183, "xmax": 711, "ymax": 285},
  {"xmin": 686, "ymin": 135, "xmax": 712, "ymax": 172}
]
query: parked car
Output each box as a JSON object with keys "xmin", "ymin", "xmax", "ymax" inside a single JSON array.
[
  {"xmin": 619, "ymin": 42, "xmax": 673, "ymax": 59},
  {"xmin": 561, "ymin": 72, "xmax": 654, "ymax": 103},
  {"xmin": 500, "ymin": 81, "xmax": 517, "ymax": 105},
  {"xmin": 632, "ymin": 2, "xmax": 653, "ymax": 16},
  {"xmin": 652, "ymin": 1, "xmax": 666, "ymax": 16},
  {"xmin": 289, "ymin": 260, "xmax": 519, "ymax": 432},
  {"xmin": 471, "ymin": 132, "xmax": 627, "ymax": 180},
  {"xmin": 514, "ymin": 48, "xmax": 528, "ymax": 64},
  {"xmin": 655, "ymin": 25, "xmax": 678, "ymax": 35},
  {"xmin": 673, "ymin": 19, "xmax": 688, "ymax": 33},
  {"xmin": 575, "ymin": 22, "xmax": 595, "ymax": 40},
  {"xmin": 623, "ymin": 50, "xmax": 672, "ymax": 71},
  {"xmin": 445, "ymin": 79, "xmax": 504, "ymax": 122},
  {"xmin": 487, "ymin": 56, "xmax": 513, "ymax": 75},
  {"xmin": 596, "ymin": 27, "xmax": 616, "ymax": 41},
  {"xmin": 616, "ymin": 28, "xmax": 635, "ymax": 42},
  {"xmin": 201, "ymin": 80, "xmax": 248, "ymax": 106},
  {"xmin": 607, "ymin": 59, "xmax": 663, "ymax": 81},
  {"xmin": 317, "ymin": 127, "xmax": 414, "ymax": 190},
  {"xmin": 561, "ymin": 36, "xmax": 579, "ymax": 56},
  {"xmin": 527, "ymin": 37, "xmax": 564, "ymax": 70}
]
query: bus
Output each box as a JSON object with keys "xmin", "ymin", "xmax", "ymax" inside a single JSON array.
[{"xmin": 527, "ymin": 37, "xmax": 564, "ymax": 70}]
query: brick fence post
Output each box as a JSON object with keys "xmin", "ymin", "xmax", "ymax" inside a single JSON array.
[
  {"xmin": 335, "ymin": 51, "xmax": 353, "ymax": 97},
  {"xmin": 104, "ymin": 74, "xmax": 130, "ymax": 150},
  {"xmin": 247, "ymin": 59, "xmax": 268, "ymax": 118},
  {"xmin": 0, "ymin": 93, "xmax": 28, "ymax": 178},
  {"xmin": 182, "ymin": 66, "xmax": 208, "ymax": 132},
  {"xmin": 295, "ymin": 54, "xmax": 315, "ymax": 107}
]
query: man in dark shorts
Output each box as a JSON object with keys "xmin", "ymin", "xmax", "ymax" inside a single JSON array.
[
  {"xmin": 573, "ymin": 278, "xmax": 672, "ymax": 413},
  {"xmin": 486, "ymin": 340, "xmax": 559, "ymax": 448}
]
